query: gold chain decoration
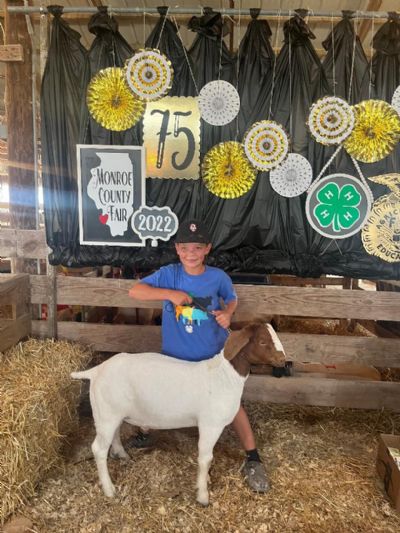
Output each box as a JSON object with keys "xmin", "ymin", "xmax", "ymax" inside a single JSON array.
[
  {"xmin": 343, "ymin": 99, "xmax": 400, "ymax": 163},
  {"xmin": 125, "ymin": 48, "xmax": 173, "ymax": 101},
  {"xmin": 202, "ymin": 141, "xmax": 257, "ymax": 199},
  {"xmin": 87, "ymin": 67, "xmax": 145, "ymax": 131}
]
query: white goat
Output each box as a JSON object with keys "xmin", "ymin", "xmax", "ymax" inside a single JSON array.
[{"xmin": 71, "ymin": 322, "xmax": 286, "ymax": 505}]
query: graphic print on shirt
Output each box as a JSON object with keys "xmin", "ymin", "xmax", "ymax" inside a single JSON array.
[{"xmin": 175, "ymin": 296, "xmax": 212, "ymax": 334}]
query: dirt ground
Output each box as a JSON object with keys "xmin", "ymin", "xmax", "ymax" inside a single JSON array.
[{"xmin": 13, "ymin": 401, "xmax": 400, "ymax": 533}]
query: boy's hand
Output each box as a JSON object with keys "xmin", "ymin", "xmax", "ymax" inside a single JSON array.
[
  {"xmin": 212, "ymin": 309, "xmax": 232, "ymax": 329},
  {"xmin": 169, "ymin": 290, "xmax": 192, "ymax": 306}
]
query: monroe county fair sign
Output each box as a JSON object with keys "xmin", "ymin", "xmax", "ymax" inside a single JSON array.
[
  {"xmin": 77, "ymin": 145, "xmax": 146, "ymax": 246},
  {"xmin": 77, "ymin": 145, "xmax": 178, "ymax": 247}
]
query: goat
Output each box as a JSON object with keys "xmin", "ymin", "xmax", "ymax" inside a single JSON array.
[{"xmin": 71, "ymin": 322, "xmax": 286, "ymax": 505}]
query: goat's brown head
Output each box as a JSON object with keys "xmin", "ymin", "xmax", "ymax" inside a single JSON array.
[{"xmin": 224, "ymin": 322, "xmax": 286, "ymax": 370}]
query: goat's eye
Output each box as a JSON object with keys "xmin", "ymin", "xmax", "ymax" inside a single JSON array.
[{"xmin": 259, "ymin": 342, "xmax": 267, "ymax": 346}]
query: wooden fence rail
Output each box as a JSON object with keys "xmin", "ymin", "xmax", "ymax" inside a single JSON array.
[
  {"xmin": 0, "ymin": 274, "xmax": 31, "ymax": 352},
  {"xmin": 2, "ymin": 228, "xmax": 400, "ymax": 411}
]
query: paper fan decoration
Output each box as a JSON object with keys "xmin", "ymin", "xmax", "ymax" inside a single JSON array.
[
  {"xmin": 202, "ymin": 141, "xmax": 257, "ymax": 199},
  {"xmin": 308, "ymin": 96, "xmax": 355, "ymax": 145},
  {"xmin": 343, "ymin": 99, "xmax": 400, "ymax": 163},
  {"xmin": 126, "ymin": 48, "xmax": 173, "ymax": 101},
  {"xmin": 198, "ymin": 80, "xmax": 240, "ymax": 126},
  {"xmin": 391, "ymin": 85, "xmax": 400, "ymax": 115},
  {"xmin": 87, "ymin": 67, "xmax": 145, "ymax": 131},
  {"xmin": 270, "ymin": 153, "xmax": 313, "ymax": 198},
  {"xmin": 243, "ymin": 120, "xmax": 289, "ymax": 171}
]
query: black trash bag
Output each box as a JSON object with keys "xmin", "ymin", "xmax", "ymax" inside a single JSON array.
[
  {"xmin": 188, "ymin": 8, "xmax": 237, "ymax": 154},
  {"xmin": 81, "ymin": 6, "xmax": 140, "ymax": 147},
  {"xmin": 355, "ymin": 13, "xmax": 400, "ymax": 198},
  {"xmin": 369, "ymin": 12, "xmax": 400, "ymax": 103},
  {"xmin": 236, "ymin": 9, "xmax": 275, "ymax": 139},
  {"xmin": 145, "ymin": 6, "xmax": 197, "ymax": 97},
  {"xmin": 322, "ymin": 11, "xmax": 369, "ymax": 103},
  {"xmin": 41, "ymin": 6, "xmax": 88, "ymax": 259}
]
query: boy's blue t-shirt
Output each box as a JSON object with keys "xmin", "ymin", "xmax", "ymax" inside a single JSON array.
[{"xmin": 141, "ymin": 263, "xmax": 237, "ymax": 361}]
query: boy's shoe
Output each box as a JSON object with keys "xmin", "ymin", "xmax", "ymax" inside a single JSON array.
[
  {"xmin": 240, "ymin": 460, "xmax": 270, "ymax": 492},
  {"xmin": 126, "ymin": 430, "xmax": 153, "ymax": 449}
]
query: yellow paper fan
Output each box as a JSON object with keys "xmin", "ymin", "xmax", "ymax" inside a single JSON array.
[
  {"xmin": 87, "ymin": 67, "xmax": 145, "ymax": 131},
  {"xmin": 202, "ymin": 141, "xmax": 257, "ymax": 199},
  {"xmin": 343, "ymin": 99, "xmax": 400, "ymax": 163}
]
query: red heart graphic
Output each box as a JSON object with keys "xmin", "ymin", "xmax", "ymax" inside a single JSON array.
[{"xmin": 99, "ymin": 213, "xmax": 108, "ymax": 225}]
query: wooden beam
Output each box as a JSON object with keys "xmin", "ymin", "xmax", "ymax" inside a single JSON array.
[
  {"xmin": 32, "ymin": 321, "xmax": 162, "ymax": 353},
  {"xmin": 5, "ymin": 0, "xmax": 36, "ymax": 232},
  {"xmin": 16, "ymin": 229, "xmax": 48, "ymax": 259},
  {"xmin": 0, "ymin": 228, "xmax": 17, "ymax": 257},
  {"xmin": 279, "ymin": 332, "xmax": 400, "ymax": 368},
  {"xmin": 0, "ymin": 273, "xmax": 29, "ymax": 308},
  {"xmin": 243, "ymin": 375, "xmax": 400, "ymax": 411},
  {"xmin": 0, "ymin": 314, "xmax": 31, "ymax": 352},
  {"xmin": 30, "ymin": 321, "xmax": 400, "ymax": 368},
  {"xmin": 0, "ymin": 44, "xmax": 23, "ymax": 61},
  {"xmin": 28, "ymin": 275, "xmax": 400, "ymax": 321}
]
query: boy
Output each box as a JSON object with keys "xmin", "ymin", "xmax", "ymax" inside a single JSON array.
[{"xmin": 128, "ymin": 219, "xmax": 269, "ymax": 492}]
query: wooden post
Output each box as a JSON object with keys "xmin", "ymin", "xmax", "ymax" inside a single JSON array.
[{"xmin": 5, "ymin": 1, "xmax": 36, "ymax": 234}]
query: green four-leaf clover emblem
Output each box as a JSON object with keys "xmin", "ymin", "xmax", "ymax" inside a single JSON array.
[{"xmin": 314, "ymin": 182, "xmax": 361, "ymax": 232}]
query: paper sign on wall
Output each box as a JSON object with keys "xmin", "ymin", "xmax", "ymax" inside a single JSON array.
[{"xmin": 143, "ymin": 96, "xmax": 201, "ymax": 179}]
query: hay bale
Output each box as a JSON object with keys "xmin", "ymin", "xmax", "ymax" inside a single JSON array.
[{"xmin": 0, "ymin": 338, "xmax": 91, "ymax": 524}]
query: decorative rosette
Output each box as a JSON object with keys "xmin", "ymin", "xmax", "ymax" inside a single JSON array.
[
  {"xmin": 202, "ymin": 141, "xmax": 257, "ymax": 199},
  {"xmin": 343, "ymin": 99, "xmax": 400, "ymax": 163},
  {"xmin": 87, "ymin": 67, "xmax": 145, "ymax": 131},
  {"xmin": 362, "ymin": 174, "xmax": 400, "ymax": 262},
  {"xmin": 198, "ymin": 80, "xmax": 240, "ymax": 126},
  {"xmin": 270, "ymin": 153, "xmax": 313, "ymax": 198},
  {"xmin": 391, "ymin": 85, "xmax": 400, "ymax": 116},
  {"xmin": 308, "ymin": 96, "xmax": 355, "ymax": 145},
  {"xmin": 125, "ymin": 48, "xmax": 173, "ymax": 101},
  {"xmin": 243, "ymin": 120, "xmax": 289, "ymax": 171}
]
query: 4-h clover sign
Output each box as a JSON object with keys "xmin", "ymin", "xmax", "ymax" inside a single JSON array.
[{"xmin": 306, "ymin": 174, "xmax": 372, "ymax": 239}]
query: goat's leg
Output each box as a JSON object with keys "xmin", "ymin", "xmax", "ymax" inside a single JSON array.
[
  {"xmin": 110, "ymin": 424, "xmax": 129, "ymax": 459},
  {"xmin": 92, "ymin": 420, "xmax": 121, "ymax": 497},
  {"xmin": 196, "ymin": 425, "xmax": 224, "ymax": 506}
]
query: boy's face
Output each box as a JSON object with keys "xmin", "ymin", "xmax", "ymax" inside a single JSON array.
[{"xmin": 175, "ymin": 242, "xmax": 212, "ymax": 272}]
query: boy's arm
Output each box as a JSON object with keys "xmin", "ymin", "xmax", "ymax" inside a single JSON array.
[{"xmin": 129, "ymin": 282, "xmax": 192, "ymax": 306}]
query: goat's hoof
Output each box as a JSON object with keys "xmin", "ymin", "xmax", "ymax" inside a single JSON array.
[
  {"xmin": 196, "ymin": 493, "xmax": 209, "ymax": 507},
  {"xmin": 110, "ymin": 449, "xmax": 129, "ymax": 460}
]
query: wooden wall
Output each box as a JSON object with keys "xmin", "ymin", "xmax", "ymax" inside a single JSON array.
[{"xmin": 2, "ymin": 227, "xmax": 400, "ymax": 411}]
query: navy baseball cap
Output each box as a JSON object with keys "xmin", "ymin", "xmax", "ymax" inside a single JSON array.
[{"xmin": 175, "ymin": 219, "xmax": 211, "ymax": 244}]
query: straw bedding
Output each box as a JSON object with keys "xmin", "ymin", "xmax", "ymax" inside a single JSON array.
[
  {"xmin": 12, "ymin": 402, "xmax": 400, "ymax": 532},
  {"xmin": 0, "ymin": 338, "xmax": 91, "ymax": 524}
]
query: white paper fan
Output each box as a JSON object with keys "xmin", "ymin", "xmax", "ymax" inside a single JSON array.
[
  {"xmin": 391, "ymin": 85, "xmax": 400, "ymax": 115},
  {"xmin": 270, "ymin": 153, "xmax": 313, "ymax": 198},
  {"xmin": 198, "ymin": 80, "xmax": 240, "ymax": 126},
  {"xmin": 308, "ymin": 96, "xmax": 355, "ymax": 145},
  {"xmin": 126, "ymin": 49, "xmax": 173, "ymax": 101},
  {"xmin": 244, "ymin": 120, "xmax": 289, "ymax": 171}
]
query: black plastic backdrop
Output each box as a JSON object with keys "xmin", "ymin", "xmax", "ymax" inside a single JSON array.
[{"xmin": 41, "ymin": 9, "xmax": 400, "ymax": 279}]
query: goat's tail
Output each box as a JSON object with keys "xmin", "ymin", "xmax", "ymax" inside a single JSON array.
[{"xmin": 71, "ymin": 368, "xmax": 95, "ymax": 380}]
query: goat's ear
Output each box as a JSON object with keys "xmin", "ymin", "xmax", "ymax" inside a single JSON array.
[{"xmin": 223, "ymin": 328, "xmax": 251, "ymax": 360}]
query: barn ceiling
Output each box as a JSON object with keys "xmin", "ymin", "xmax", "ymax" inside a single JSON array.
[{"xmin": 1, "ymin": 1, "xmax": 399, "ymax": 123}]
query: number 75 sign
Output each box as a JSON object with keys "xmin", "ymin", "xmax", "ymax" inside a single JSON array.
[{"xmin": 143, "ymin": 96, "xmax": 200, "ymax": 179}]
